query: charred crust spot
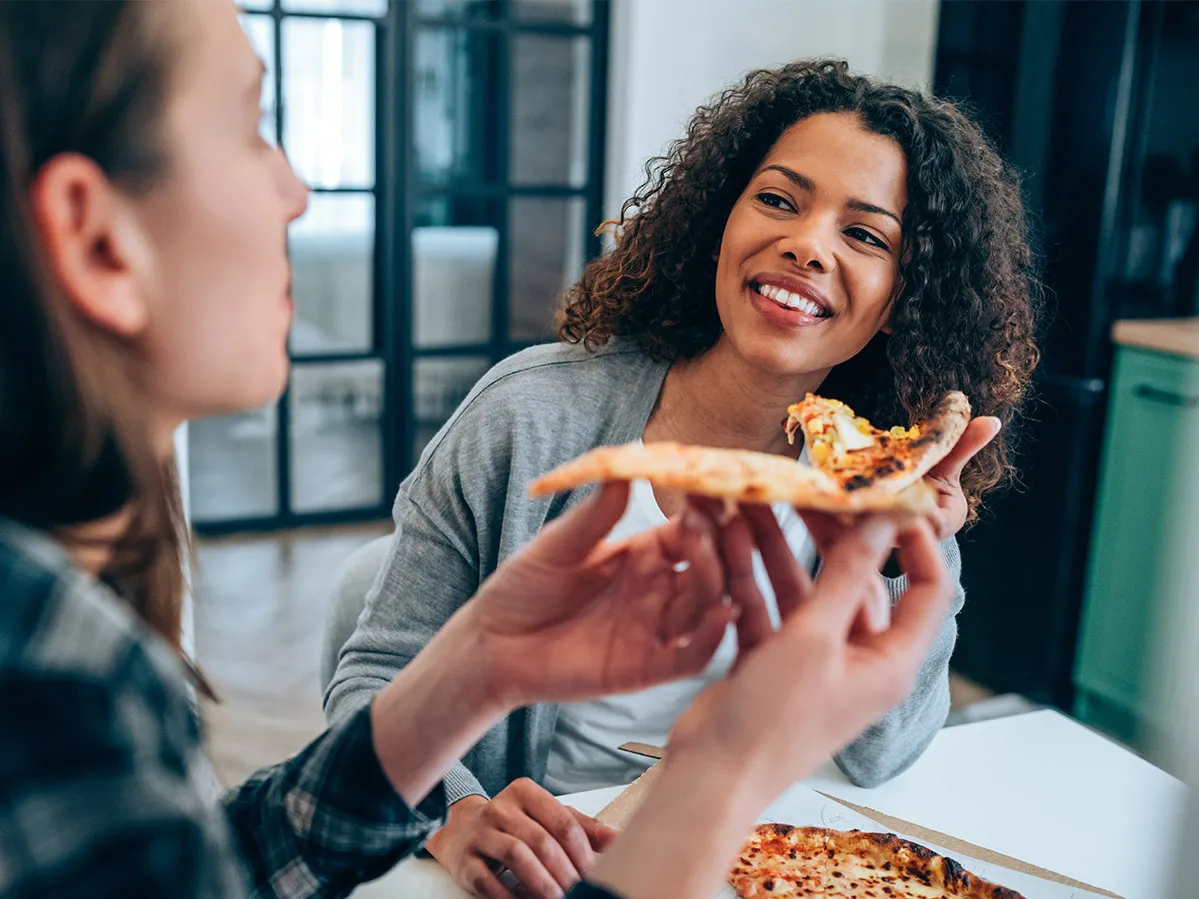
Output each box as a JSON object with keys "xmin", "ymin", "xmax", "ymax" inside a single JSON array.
[
  {"xmin": 882, "ymin": 862, "xmax": 892, "ymax": 871},
  {"xmin": 910, "ymin": 430, "xmax": 941, "ymax": 448},
  {"xmin": 762, "ymin": 880, "xmax": 774, "ymax": 891},
  {"xmin": 871, "ymin": 457, "xmax": 905, "ymax": 477},
  {"xmin": 905, "ymin": 866, "xmax": 932, "ymax": 885},
  {"xmin": 788, "ymin": 849, "xmax": 797, "ymax": 859},
  {"xmin": 844, "ymin": 474, "xmax": 873, "ymax": 491},
  {"xmin": 759, "ymin": 823, "xmax": 796, "ymax": 838},
  {"xmin": 943, "ymin": 856, "xmax": 968, "ymax": 885},
  {"xmin": 832, "ymin": 872, "xmax": 844, "ymax": 878}
]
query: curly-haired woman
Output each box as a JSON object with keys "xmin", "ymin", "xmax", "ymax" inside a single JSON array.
[{"xmin": 326, "ymin": 59, "xmax": 1040, "ymax": 899}]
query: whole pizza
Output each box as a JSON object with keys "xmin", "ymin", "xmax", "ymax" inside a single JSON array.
[{"xmin": 729, "ymin": 823, "xmax": 1026, "ymax": 898}]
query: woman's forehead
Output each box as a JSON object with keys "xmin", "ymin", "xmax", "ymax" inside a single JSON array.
[{"xmin": 758, "ymin": 113, "xmax": 908, "ymax": 209}]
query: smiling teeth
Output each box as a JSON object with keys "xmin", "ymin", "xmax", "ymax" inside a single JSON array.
[{"xmin": 755, "ymin": 283, "xmax": 826, "ymax": 317}]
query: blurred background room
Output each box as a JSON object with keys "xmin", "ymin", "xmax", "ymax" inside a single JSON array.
[{"xmin": 184, "ymin": 2, "xmax": 1197, "ymax": 893}]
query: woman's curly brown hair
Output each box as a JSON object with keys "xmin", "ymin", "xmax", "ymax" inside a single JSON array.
[{"xmin": 558, "ymin": 59, "xmax": 1041, "ymax": 520}]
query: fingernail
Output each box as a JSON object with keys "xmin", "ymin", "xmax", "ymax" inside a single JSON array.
[
  {"xmin": 681, "ymin": 507, "xmax": 706, "ymax": 534},
  {"xmin": 860, "ymin": 517, "xmax": 896, "ymax": 550}
]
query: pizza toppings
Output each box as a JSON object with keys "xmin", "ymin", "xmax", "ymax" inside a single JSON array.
[{"xmin": 728, "ymin": 824, "xmax": 1028, "ymax": 899}]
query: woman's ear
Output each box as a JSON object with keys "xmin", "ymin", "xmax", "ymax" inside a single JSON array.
[{"xmin": 29, "ymin": 153, "xmax": 152, "ymax": 337}]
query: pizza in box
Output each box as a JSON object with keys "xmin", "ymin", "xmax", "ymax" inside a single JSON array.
[{"xmin": 729, "ymin": 823, "xmax": 1026, "ymax": 898}]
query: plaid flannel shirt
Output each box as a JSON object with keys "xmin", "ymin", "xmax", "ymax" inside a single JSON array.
[{"xmin": 0, "ymin": 516, "xmax": 445, "ymax": 899}]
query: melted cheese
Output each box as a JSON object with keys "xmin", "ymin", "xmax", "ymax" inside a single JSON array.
[{"xmin": 832, "ymin": 412, "xmax": 875, "ymax": 452}]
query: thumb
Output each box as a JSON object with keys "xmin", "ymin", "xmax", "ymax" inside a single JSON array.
[
  {"xmin": 927, "ymin": 416, "xmax": 1000, "ymax": 483},
  {"xmin": 528, "ymin": 481, "xmax": 631, "ymax": 565},
  {"xmin": 570, "ymin": 807, "xmax": 620, "ymax": 851}
]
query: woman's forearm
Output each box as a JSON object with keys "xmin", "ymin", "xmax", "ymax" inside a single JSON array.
[{"xmin": 369, "ymin": 613, "xmax": 507, "ymax": 807}]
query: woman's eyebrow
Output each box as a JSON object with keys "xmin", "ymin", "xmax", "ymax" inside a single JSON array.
[{"xmin": 761, "ymin": 163, "xmax": 902, "ymax": 227}]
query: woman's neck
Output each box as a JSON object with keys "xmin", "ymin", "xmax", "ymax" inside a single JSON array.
[{"xmin": 644, "ymin": 339, "xmax": 828, "ymax": 456}]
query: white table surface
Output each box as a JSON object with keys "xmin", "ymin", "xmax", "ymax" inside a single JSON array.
[{"xmin": 353, "ymin": 710, "xmax": 1187, "ymax": 899}]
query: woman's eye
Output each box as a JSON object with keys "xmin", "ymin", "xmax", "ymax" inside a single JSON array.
[
  {"xmin": 845, "ymin": 226, "xmax": 889, "ymax": 250},
  {"xmin": 757, "ymin": 191, "xmax": 795, "ymax": 212}
]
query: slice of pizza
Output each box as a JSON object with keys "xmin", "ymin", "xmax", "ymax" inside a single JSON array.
[
  {"xmin": 527, "ymin": 442, "xmax": 937, "ymax": 516},
  {"xmin": 785, "ymin": 391, "xmax": 971, "ymax": 493}
]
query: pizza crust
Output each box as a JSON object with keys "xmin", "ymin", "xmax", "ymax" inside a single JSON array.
[{"xmin": 527, "ymin": 442, "xmax": 937, "ymax": 516}]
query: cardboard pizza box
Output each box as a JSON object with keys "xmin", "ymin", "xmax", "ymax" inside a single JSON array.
[{"xmin": 598, "ymin": 743, "xmax": 1120, "ymax": 899}]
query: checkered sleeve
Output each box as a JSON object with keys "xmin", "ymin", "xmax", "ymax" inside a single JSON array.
[
  {"xmin": 222, "ymin": 702, "xmax": 446, "ymax": 899},
  {"xmin": 0, "ymin": 566, "xmax": 250, "ymax": 899}
]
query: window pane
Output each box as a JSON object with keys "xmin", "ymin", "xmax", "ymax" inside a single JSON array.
[
  {"xmin": 513, "ymin": 0, "xmax": 592, "ymax": 25},
  {"xmin": 289, "ymin": 360, "xmax": 384, "ymax": 513},
  {"xmin": 414, "ymin": 357, "xmax": 492, "ymax": 431},
  {"xmin": 413, "ymin": 28, "xmax": 499, "ymax": 187},
  {"xmin": 239, "ymin": 0, "xmax": 274, "ymax": 10},
  {"xmin": 413, "ymin": 225, "xmax": 497, "ymax": 348},
  {"xmin": 290, "ymin": 193, "xmax": 375, "ymax": 354},
  {"xmin": 239, "ymin": 14, "xmax": 277, "ymax": 145},
  {"xmin": 510, "ymin": 35, "xmax": 590, "ymax": 186},
  {"xmin": 415, "ymin": 0, "xmax": 499, "ymax": 21},
  {"xmin": 509, "ymin": 197, "xmax": 587, "ymax": 341},
  {"xmin": 282, "ymin": 0, "xmax": 388, "ymax": 15},
  {"xmin": 282, "ymin": 18, "xmax": 375, "ymax": 189},
  {"xmin": 189, "ymin": 407, "xmax": 279, "ymax": 522}
]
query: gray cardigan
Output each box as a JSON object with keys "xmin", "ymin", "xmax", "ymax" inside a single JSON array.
[{"xmin": 324, "ymin": 339, "xmax": 965, "ymax": 805}]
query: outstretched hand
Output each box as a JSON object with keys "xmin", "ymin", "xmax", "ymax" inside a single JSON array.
[{"xmin": 460, "ymin": 482, "xmax": 737, "ymax": 708}]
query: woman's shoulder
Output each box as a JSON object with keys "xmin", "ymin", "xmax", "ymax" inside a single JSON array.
[
  {"xmin": 471, "ymin": 339, "xmax": 667, "ymax": 407},
  {"xmin": 0, "ymin": 517, "xmax": 190, "ymax": 705},
  {"xmin": 425, "ymin": 338, "xmax": 669, "ymax": 465}
]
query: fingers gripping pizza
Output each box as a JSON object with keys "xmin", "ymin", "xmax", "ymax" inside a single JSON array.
[
  {"xmin": 729, "ymin": 824, "xmax": 1026, "ymax": 899},
  {"xmin": 785, "ymin": 392, "xmax": 971, "ymax": 493}
]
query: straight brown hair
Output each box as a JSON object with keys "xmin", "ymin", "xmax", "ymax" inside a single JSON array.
[{"xmin": 0, "ymin": 1, "xmax": 187, "ymax": 648}]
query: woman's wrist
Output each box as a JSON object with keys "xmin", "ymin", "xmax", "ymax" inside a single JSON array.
[
  {"xmin": 370, "ymin": 619, "xmax": 510, "ymax": 806},
  {"xmin": 586, "ymin": 752, "xmax": 778, "ymax": 899}
]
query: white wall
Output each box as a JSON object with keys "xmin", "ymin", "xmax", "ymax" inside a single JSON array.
[{"xmin": 604, "ymin": 0, "xmax": 941, "ymax": 218}]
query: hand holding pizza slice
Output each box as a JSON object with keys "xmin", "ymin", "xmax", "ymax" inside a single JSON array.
[
  {"xmin": 785, "ymin": 391, "xmax": 999, "ymax": 539},
  {"xmin": 784, "ymin": 391, "xmax": 972, "ymax": 493}
]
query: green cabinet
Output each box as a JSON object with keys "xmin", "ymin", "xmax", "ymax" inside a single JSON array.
[{"xmin": 1074, "ymin": 345, "xmax": 1199, "ymax": 746}]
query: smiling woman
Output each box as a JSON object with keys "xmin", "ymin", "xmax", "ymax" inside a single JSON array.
[{"xmin": 562, "ymin": 60, "xmax": 1041, "ymax": 520}]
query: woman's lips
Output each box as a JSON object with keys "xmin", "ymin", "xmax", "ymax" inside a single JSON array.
[{"xmin": 748, "ymin": 282, "xmax": 831, "ymax": 328}]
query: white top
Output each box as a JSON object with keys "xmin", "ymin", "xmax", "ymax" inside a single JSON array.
[{"xmin": 542, "ymin": 477, "xmax": 815, "ymax": 794}]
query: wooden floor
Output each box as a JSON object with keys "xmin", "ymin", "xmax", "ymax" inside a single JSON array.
[
  {"xmin": 194, "ymin": 522, "xmax": 390, "ymax": 786},
  {"xmin": 195, "ymin": 525, "xmax": 995, "ymax": 787}
]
